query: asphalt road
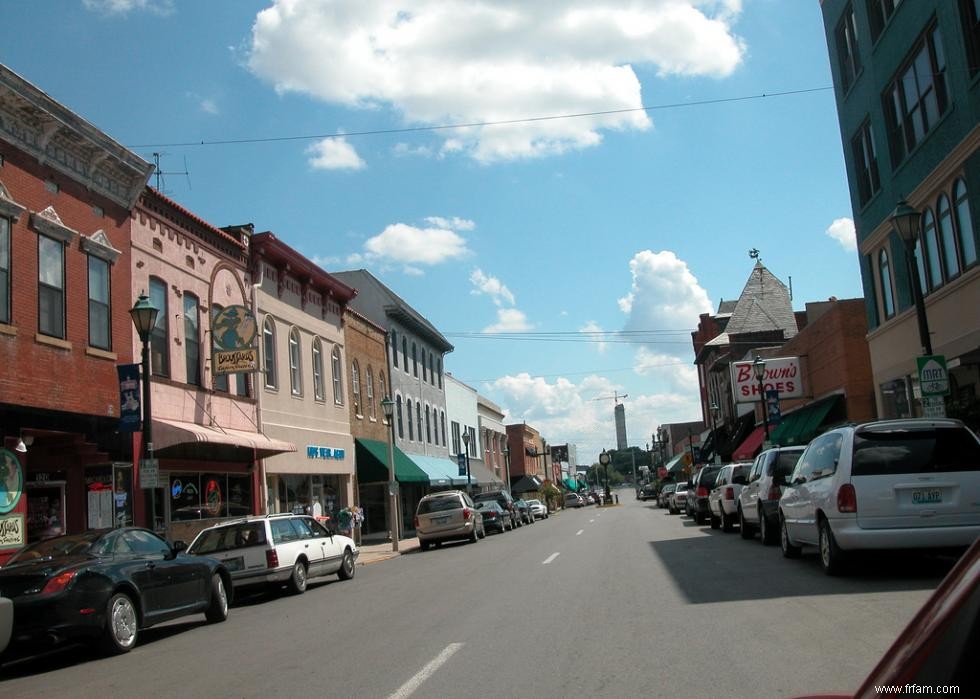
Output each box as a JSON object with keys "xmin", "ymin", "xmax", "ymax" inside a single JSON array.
[{"xmin": 1, "ymin": 494, "xmax": 956, "ymax": 698}]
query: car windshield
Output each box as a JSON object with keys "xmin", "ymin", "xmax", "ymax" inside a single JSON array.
[
  {"xmin": 6, "ymin": 532, "xmax": 103, "ymax": 564},
  {"xmin": 418, "ymin": 496, "xmax": 462, "ymax": 514},
  {"xmin": 474, "ymin": 501, "xmax": 498, "ymax": 510},
  {"xmin": 852, "ymin": 427, "xmax": 980, "ymax": 476},
  {"xmin": 698, "ymin": 468, "xmax": 721, "ymax": 489},
  {"xmin": 675, "ymin": 483, "xmax": 690, "ymax": 493}
]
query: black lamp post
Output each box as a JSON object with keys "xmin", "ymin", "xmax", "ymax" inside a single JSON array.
[
  {"xmin": 380, "ymin": 396, "xmax": 399, "ymax": 552},
  {"xmin": 130, "ymin": 293, "xmax": 159, "ymax": 531},
  {"xmin": 753, "ymin": 356, "xmax": 770, "ymax": 450},
  {"xmin": 890, "ymin": 199, "xmax": 933, "ymax": 356},
  {"xmin": 599, "ymin": 449, "xmax": 611, "ymax": 504},
  {"xmin": 461, "ymin": 431, "xmax": 472, "ymax": 494},
  {"xmin": 502, "ymin": 444, "xmax": 511, "ymax": 491},
  {"xmin": 709, "ymin": 402, "xmax": 721, "ymax": 465}
]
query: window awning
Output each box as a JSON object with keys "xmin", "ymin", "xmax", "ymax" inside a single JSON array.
[
  {"xmin": 664, "ymin": 453, "xmax": 686, "ymax": 474},
  {"xmin": 562, "ymin": 477, "xmax": 579, "ymax": 491},
  {"xmin": 511, "ymin": 475, "xmax": 544, "ymax": 493},
  {"xmin": 152, "ymin": 418, "xmax": 296, "ymax": 459},
  {"xmin": 770, "ymin": 395, "xmax": 843, "ymax": 447},
  {"xmin": 466, "ymin": 460, "xmax": 504, "ymax": 487},
  {"xmin": 732, "ymin": 425, "xmax": 771, "ymax": 461},
  {"xmin": 354, "ymin": 438, "xmax": 428, "ymax": 484},
  {"xmin": 407, "ymin": 454, "xmax": 468, "ymax": 487}
]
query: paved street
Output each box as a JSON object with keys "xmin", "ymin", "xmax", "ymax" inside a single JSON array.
[{"xmin": 1, "ymin": 495, "xmax": 955, "ymax": 698}]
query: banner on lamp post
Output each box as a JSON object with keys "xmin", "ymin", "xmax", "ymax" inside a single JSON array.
[{"xmin": 117, "ymin": 364, "xmax": 141, "ymax": 433}]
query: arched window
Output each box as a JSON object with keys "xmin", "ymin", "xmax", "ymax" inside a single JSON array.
[
  {"xmin": 390, "ymin": 329, "xmax": 398, "ymax": 368},
  {"xmin": 412, "ymin": 342, "xmax": 418, "ymax": 377},
  {"xmin": 262, "ymin": 316, "xmax": 277, "ymax": 389},
  {"xmin": 352, "ymin": 360, "xmax": 362, "ymax": 415},
  {"xmin": 440, "ymin": 411, "xmax": 447, "ymax": 446},
  {"xmin": 937, "ymin": 194, "xmax": 959, "ymax": 280},
  {"xmin": 211, "ymin": 304, "xmax": 229, "ymax": 393},
  {"xmin": 954, "ymin": 179, "xmax": 977, "ymax": 267},
  {"xmin": 149, "ymin": 277, "xmax": 170, "ymax": 377},
  {"xmin": 425, "ymin": 404, "xmax": 432, "ymax": 443},
  {"xmin": 379, "ymin": 372, "xmax": 387, "ymax": 422},
  {"xmin": 183, "ymin": 293, "xmax": 201, "ymax": 386},
  {"xmin": 429, "ymin": 353, "xmax": 435, "ymax": 385},
  {"xmin": 366, "ymin": 366, "xmax": 375, "ymax": 419},
  {"xmin": 401, "ymin": 337, "xmax": 408, "ymax": 372},
  {"xmin": 396, "ymin": 394, "xmax": 404, "ymax": 438},
  {"xmin": 416, "ymin": 402, "xmax": 423, "ymax": 441},
  {"xmin": 288, "ymin": 328, "xmax": 302, "ymax": 395},
  {"xmin": 878, "ymin": 249, "xmax": 895, "ymax": 318},
  {"xmin": 312, "ymin": 338, "xmax": 325, "ymax": 400},
  {"xmin": 407, "ymin": 399, "xmax": 414, "ymax": 441},
  {"xmin": 437, "ymin": 358, "xmax": 443, "ymax": 389},
  {"xmin": 422, "ymin": 349, "xmax": 427, "ymax": 382},
  {"xmin": 331, "ymin": 345, "xmax": 343, "ymax": 404},
  {"xmin": 921, "ymin": 208, "xmax": 942, "ymax": 290}
]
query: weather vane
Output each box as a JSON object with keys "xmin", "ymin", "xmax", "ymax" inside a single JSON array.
[{"xmin": 748, "ymin": 248, "xmax": 760, "ymax": 260}]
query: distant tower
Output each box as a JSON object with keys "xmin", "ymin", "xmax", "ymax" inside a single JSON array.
[{"xmin": 614, "ymin": 403, "xmax": 628, "ymax": 450}]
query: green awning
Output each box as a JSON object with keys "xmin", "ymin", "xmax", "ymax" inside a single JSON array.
[
  {"xmin": 664, "ymin": 453, "xmax": 686, "ymax": 474},
  {"xmin": 770, "ymin": 395, "xmax": 842, "ymax": 447},
  {"xmin": 355, "ymin": 438, "xmax": 429, "ymax": 484},
  {"xmin": 563, "ymin": 477, "xmax": 579, "ymax": 491}
]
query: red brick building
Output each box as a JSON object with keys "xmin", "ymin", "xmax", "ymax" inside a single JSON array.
[{"xmin": 0, "ymin": 65, "xmax": 152, "ymax": 562}]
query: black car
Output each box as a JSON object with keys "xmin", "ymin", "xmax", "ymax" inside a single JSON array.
[
  {"xmin": 689, "ymin": 465, "xmax": 723, "ymax": 525},
  {"xmin": 637, "ymin": 483, "xmax": 657, "ymax": 501},
  {"xmin": 473, "ymin": 501, "xmax": 509, "ymax": 533},
  {"xmin": 472, "ymin": 490, "xmax": 519, "ymax": 529},
  {"xmin": 0, "ymin": 528, "xmax": 231, "ymax": 659},
  {"xmin": 513, "ymin": 499, "xmax": 534, "ymax": 525}
]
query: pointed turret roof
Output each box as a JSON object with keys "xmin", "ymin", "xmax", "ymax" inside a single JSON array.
[{"xmin": 706, "ymin": 262, "xmax": 797, "ymax": 348}]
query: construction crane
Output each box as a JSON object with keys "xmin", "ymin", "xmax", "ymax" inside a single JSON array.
[{"xmin": 590, "ymin": 391, "xmax": 628, "ymax": 404}]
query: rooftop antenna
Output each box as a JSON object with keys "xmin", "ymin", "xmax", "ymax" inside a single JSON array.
[{"xmin": 151, "ymin": 152, "xmax": 192, "ymax": 194}]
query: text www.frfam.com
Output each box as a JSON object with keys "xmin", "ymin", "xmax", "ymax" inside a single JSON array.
[{"xmin": 874, "ymin": 685, "xmax": 960, "ymax": 695}]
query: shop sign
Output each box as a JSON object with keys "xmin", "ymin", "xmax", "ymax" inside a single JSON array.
[
  {"xmin": 921, "ymin": 395, "xmax": 947, "ymax": 419},
  {"xmin": 766, "ymin": 389, "xmax": 782, "ymax": 424},
  {"xmin": 117, "ymin": 364, "xmax": 141, "ymax": 432},
  {"xmin": 306, "ymin": 446, "xmax": 346, "ymax": 461},
  {"xmin": 0, "ymin": 513, "xmax": 25, "ymax": 548},
  {"xmin": 457, "ymin": 452, "xmax": 466, "ymax": 477},
  {"xmin": 212, "ymin": 305, "xmax": 258, "ymax": 375},
  {"xmin": 0, "ymin": 447, "xmax": 24, "ymax": 514},
  {"xmin": 731, "ymin": 357, "xmax": 803, "ymax": 403},
  {"xmin": 140, "ymin": 458, "xmax": 160, "ymax": 489},
  {"xmin": 917, "ymin": 355, "xmax": 950, "ymax": 397}
]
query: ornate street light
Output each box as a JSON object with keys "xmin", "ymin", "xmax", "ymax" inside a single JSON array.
[
  {"xmin": 753, "ymin": 355, "xmax": 770, "ymax": 450},
  {"xmin": 709, "ymin": 402, "xmax": 721, "ymax": 465},
  {"xmin": 130, "ymin": 293, "xmax": 159, "ymax": 530},
  {"xmin": 599, "ymin": 449, "xmax": 612, "ymax": 504},
  {"xmin": 461, "ymin": 431, "xmax": 472, "ymax": 494},
  {"xmin": 502, "ymin": 444, "xmax": 511, "ymax": 491},
  {"xmin": 890, "ymin": 199, "xmax": 933, "ymax": 356},
  {"xmin": 380, "ymin": 396, "xmax": 399, "ymax": 552}
]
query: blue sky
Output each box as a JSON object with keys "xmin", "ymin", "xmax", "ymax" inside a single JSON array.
[{"xmin": 3, "ymin": 1, "xmax": 862, "ymax": 462}]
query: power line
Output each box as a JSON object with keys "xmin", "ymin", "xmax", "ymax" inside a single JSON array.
[{"xmin": 128, "ymin": 86, "xmax": 833, "ymax": 149}]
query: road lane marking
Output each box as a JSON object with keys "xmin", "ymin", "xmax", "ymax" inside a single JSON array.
[
  {"xmin": 389, "ymin": 643, "xmax": 464, "ymax": 699},
  {"xmin": 542, "ymin": 552, "xmax": 560, "ymax": 565},
  {"xmin": 576, "ymin": 529, "xmax": 584, "ymax": 536}
]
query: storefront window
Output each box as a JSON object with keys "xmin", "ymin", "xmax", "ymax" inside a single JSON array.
[
  {"xmin": 880, "ymin": 376, "xmax": 913, "ymax": 419},
  {"xmin": 170, "ymin": 472, "xmax": 251, "ymax": 520}
]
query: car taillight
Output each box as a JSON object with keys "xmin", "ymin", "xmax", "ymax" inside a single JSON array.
[
  {"xmin": 41, "ymin": 570, "xmax": 77, "ymax": 595},
  {"xmin": 486, "ymin": 512, "xmax": 496, "ymax": 519},
  {"xmin": 837, "ymin": 484, "xmax": 857, "ymax": 513},
  {"xmin": 265, "ymin": 549, "xmax": 279, "ymax": 569},
  {"xmin": 724, "ymin": 487, "xmax": 734, "ymax": 500},
  {"xmin": 463, "ymin": 508, "xmax": 472, "ymax": 521},
  {"xmin": 767, "ymin": 485, "xmax": 782, "ymax": 501},
  {"xmin": 696, "ymin": 486, "xmax": 708, "ymax": 497}
]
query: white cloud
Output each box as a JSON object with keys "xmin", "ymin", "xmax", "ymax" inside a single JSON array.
[
  {"xmin": 393, "ymin": 142, "xmax": 434, "ymax": 158},
  {"xmin": 579, "ymin": 321, "xmax": 607, "ymax": 354},
  {"xmin": 83, "ymin": 0, "xmax": 173, "ymax": 15},
  {"xmin": 306, "ymin": 137, "xmax": 366, "ymax": 171},
  {"xmin": 200, "ymin": 98, "xmax": 219, "ymax": 115},
  {"xmin": 248, "ymin": 0, "xmax": 745, "ymax": 162},
  {"xmin": 470, "ymin": 268, "xmax": 515, "ymax": 306},
  {"xmin": 483, "ymin": 308, "xmax": 531, "ymax": 333},
  {"xmin": 826, "ymin": 217, "xmax": 857, "ymax": 253},
  {"xmin": 359, "ymin": 221, "xmax": 470, "ymax": 267},
  {"xmin": 425, "ymin": 216, "xmax": 475, "ymax": 231}
]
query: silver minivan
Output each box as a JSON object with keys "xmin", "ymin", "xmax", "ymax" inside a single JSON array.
[{"xmin": 415, "ymin": 491, "xmax": 485, "ymax": 550}]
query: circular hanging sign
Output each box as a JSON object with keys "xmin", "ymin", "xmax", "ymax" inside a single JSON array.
[
  {"xmin": 0, "ymin": 448, "xmax": 24, "ymax": 514},
  {"xmin": 212, "ymin": 305, "xmax": 257, "ymax": 351}
]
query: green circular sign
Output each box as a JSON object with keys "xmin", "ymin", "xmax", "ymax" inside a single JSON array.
[{"xmin": 0, "ymin": 448, "xmax": 24, "ymax": 514}]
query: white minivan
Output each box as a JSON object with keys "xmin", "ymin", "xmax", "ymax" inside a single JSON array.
[{"xmin": 779, "ymin": 418, "xmax": 980, "ymax": 575}]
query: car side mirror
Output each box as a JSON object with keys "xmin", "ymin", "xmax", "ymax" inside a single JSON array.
[
  {"xmin": 792, "ymin": 475, "xmax": 807, "ymax": 485},
  {"xmin": 170, "ymin": 540, "xmax": 188, "ymax": 558}
]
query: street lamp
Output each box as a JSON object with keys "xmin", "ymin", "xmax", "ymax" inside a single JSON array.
[
  {"xmin": 502, "ymin": 444, "xmax": 511, "ymax": 491},
  {"xmin": 890, "ymin": 199, "xmax": 933, "ymax": 357},
  {"xmin": 130, "ymin": 293, "xmax": 159, "ymax": 531},
  {"xmin": 709, "ymin": 402, "xmax": 721, "ymax": 465},
  {"xmin": 461, "ymin": 431, "xmax": 472, "ymax": 494},
  {"xmin": 599, "ymin": 449, "xmax": 611, "ymax": 504},
  {"xmin": 753, "ymin": 355, "xmax": 770, "ymax": 450},
  {"xmin": 380, "ymin": 396, "xmax": 399, "ymax": 552}
]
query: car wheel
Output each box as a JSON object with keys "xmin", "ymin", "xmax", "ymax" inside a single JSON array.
[
  {"xmin": 760, "ymin": 509, "xmax": 777, "ymax": 545},
  {"xmin": 780, "ymin": 515, "xmax": 801, "ymax": 559},
  {"xmin": 470, "ymin": 526, "xmax": 479, "ymax": 543},
  {"xmin": 819, "ymin": 519, "xmax": 847, "ymax": 576},
  {"xmin": 338, "ymin": 548, "xmax": 356, "ymax": 580},
  {"xmin": 739, "ymin": 508, "xmax": 753, "ymax": 539},
  {"xmin": 102, "ymin": 592, "xmax": 139, "ymax": 654},
  {"xmin": 420, "ymin": 540, "xmax": 431, "ymax": 551},
  {"xmin": 722, "ymin": 510, "xmax": 735, "ymax": 533},
  {"xmin": 204, "ymin": 573, "xmax": 229, "ymax": 623},
  {"xmin": 709, "ymin": 510, "xmax": 720, "ymax": 529},
  {"xmin": 288, "ymin": 560, "xmax": 308, "ymax": 594},
  {"xmin": 696, "ymin": 511, "xmax": 706, "ymax": 526}
]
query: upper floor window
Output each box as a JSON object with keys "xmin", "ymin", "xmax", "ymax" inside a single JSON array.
[
  {"xmin": 149, "ymin": 277, "xmax": 170, "ymax": 377},
  {"xmin": 87, "ymin": 256, "xmax": 110, "ymax": 350},
  {"xmin": 416, "ymin": 404, "xmax": 423, "ymax": 443},
  {"xmin": 953, "ymin": 179, "xmax": 977, "ymax": 268},
  {"xmin": 468, "ymin": 427, "xmax": 477, "ymax": 456},
  {"xmin": 878, "ymin": 249, "xmax": 895, "ymax": 319},
  {"xmin": 352, "ymin": 360, "xmax": 362, "ymax": 415},
  {"xmin": 425, "ymin": 404, "xmax": 432, "ymax": 443},
  {"xmin": 312, "ymin": 338, "xmax": 325, "ymax": 401},
  {"xmin": 422, "ymin": 349, "xmax": 427, "ymax": 382},
  {"xmin": 960, "ymin": 0, "xmax": 980, "ymax": 76},
  {"xmin": 0, "ymin": 217, "xmax": 10, "ymax": 324},
  {"xmin": 451, "ymin": 421, "xmax": 461, "ymax": 455},
  {"xmin": 937, "ymin": 194, "xmax": 960, "ymax": 281},
  {"xmin": 331, "ymin": 345, "xmax": 343, "ymax": 404},
  {"xmin": 412, "ymin": 342, "xmax": 418, "ymax": 377},
  {"xmin": 212, "ymin": 305, "xmax": 229, "ymax": 393},
  {"xmin": 429, "ymin": 353, "xmax": 435, "ymax": 385},
  {"xmin": 401, "ymin": 337, "xmax": 408, "ymax": 372},
  {"xmin": 921, "ymin": 208, "xmax": 943, "ymax": 291},
  {"xmin": 263, "ymin": 317, "xmax": 277, "ymax": 389},
  {"xmin": 288, "ymin": 328, "xmax": 302, "ymax": 395},
  {"xmin": 38, "ymin": 235, "xmax": 65, "ymax": 338},
  {"xmin": 868, "ymin": 0, "xmax": 902, "ymax": 43},
  {"xmin": 379, "ymin": 372, "xmax": 387, "ymax": 422},
  {"xmin": 390, "ymin": 329, "xmax": 398, "ymax": 367},
  {"xmin": 396, "ymin": 394, "xmax": 404, "ymax": 438},
  {"xmin": 851, "ymin": 119, "xmax": 880, "ymax": 206},
  {"xmin": 835, "ymin": 4, "xmax": 862, "ymax": 92},
  {"xmin": 441, "ymin": 411, "xmax": 447, "ymax": 446},
  {"xmin": 366, "ymin": 366, "xmax": 376, "ymax": 419},
  {"xmin": 184, "ymin": 293, "xmax": 201, "ymax": 386},
  {"xmin": 883, "ymin": 23, "xmax": 948, "ymax": 166},
  {"xmin": 437, "ymin": 358, "xmax": 443, "ymax": 389},
  {"xmin": 407, "ymin": 399, "xmax": 414, "ymax": 441}
]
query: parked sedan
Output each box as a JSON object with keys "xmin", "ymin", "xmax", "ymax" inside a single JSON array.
[
  {"xmin": 708, "ymin": 463, "xmax": 750, "ymax": 531},
  {"xmin": 513, "ymin": 499, "xmax": 534, "ymax": 525},
  {"xmin": 669, "ymin": 483, "xmax": 691, "ymax": 515},
  {"xmin": 0, "ymin": 528, "xmax": 230, "ymax": 658},
  {"xmin": 526, "ymin": 499, "xmax": 548, "ymax": 520},
  {"xmin": 473, "ymin": 501, "xmax": 509, "ymax": 533},
  {"xmin": 657, "ymin": 483, "xmax": 676, "ymax": 508}
]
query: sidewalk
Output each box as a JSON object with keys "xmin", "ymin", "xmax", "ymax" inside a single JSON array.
[{"xmin": 356, "ymin": 536, "xmax": 421, "ymax": 566}]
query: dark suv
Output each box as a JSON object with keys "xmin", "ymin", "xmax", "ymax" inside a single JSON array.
[
  {"xmin": 473, "ymin": 489, "xmax": 519, "ymax": 529},
  {"xmin": 689, "ymin": 465, "xmax": 723, "ymax": 525}
]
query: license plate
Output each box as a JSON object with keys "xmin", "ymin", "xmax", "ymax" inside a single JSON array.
[
  {"xmin": 911, "ymin": 489, "xmax": 942, "ymax": 505},
  {"xmin": 434, "ymin": 516, "xmax": 449, "ymax": 525},
  {"xmin": 223, "ymin": 556, "xmax": 244, "ymax": 571}
]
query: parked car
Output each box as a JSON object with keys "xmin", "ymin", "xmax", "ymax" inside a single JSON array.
[
  {"xmin": 473, "ymin": 489, "xmax": 520, "ymax": 529},
  {"xmin": 737, "ymin": 445, "xmax": 805, "ymax": 544},
  {"xmin": 415, "ymin": 490, "xmax": 485, "ymax": 550},
  {"xmin": 779, "ymin": 418, "xmax": 980, "ymax": 575},
  {"xmin": 187, "ymin": 513, "xmax": 357, "ymax": 594},
  {"xmin": 669, "ymin": 482, "xmax": 691, "ymax": 515},
  {"xmin": 526, "ymin": 498, "xmax": 548, "ymax": 520},
  {"xmin": 689, "ymin": 465, "xmax": 723, "ymax": 524},
  {"xmin": 657, "ymin": 483, "xmax": 676, "ymax": 508},
  {"xmin": 513, "ymin": 498, "xmax": 534, "ymax": 524},
  {"xmin": 0, "ymin": 528, "xmax": 230, "ymax": 657},
  {"xmin": 708, "ymin": 463, "xmax": 750, "ymax": 531},
  {"xmin": 0, "ymin": 593, "xmax": 11, "ymax": 657},
  {"xmin": 473, "ymin": 500, "xmax": 509, "ymax": 533},
  {"xmin": 638, "ymin": 483, "xmax": 657, "ymax": 501},
  {"xmin": 563, "ymin": 492, "xmax": 584, "ymax": 508}
]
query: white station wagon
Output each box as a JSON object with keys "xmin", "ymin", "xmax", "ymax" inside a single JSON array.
[{"xmin": 779, "ymin": 418, "xmax": 980, "ymax": 575}]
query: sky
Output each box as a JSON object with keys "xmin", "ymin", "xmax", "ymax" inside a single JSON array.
[{"xmin": 2, "ymin": 0, "xmax": 863, "ymax": 463}]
